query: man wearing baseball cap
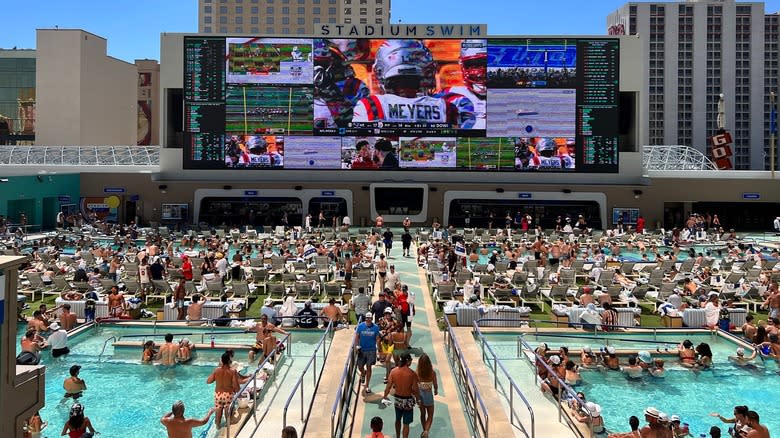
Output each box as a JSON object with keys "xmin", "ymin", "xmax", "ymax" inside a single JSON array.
[{"xmin": 355, "ymin": 312, "xmax": 381, "ymax": 395}]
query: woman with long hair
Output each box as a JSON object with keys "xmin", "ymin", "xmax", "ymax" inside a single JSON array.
[
  {"xmin": 415, "ymin": 353, "xmax": 438, "ymax": 438},
  {"xmin": 281, "ymin": 425, "xmax": 298, "ymax": 438},
  {"xmin": 61, "ymin": 403, "xmax": 95, "ymax": 438}
]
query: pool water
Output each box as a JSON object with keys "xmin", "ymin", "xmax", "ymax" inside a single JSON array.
[
  {"xmin": 19, "ymin": 325, "xmax": 327, "ymax": 438},
  {"xmin": 483, "ymin": 332, "xmax": 780, "ymax": 437}
]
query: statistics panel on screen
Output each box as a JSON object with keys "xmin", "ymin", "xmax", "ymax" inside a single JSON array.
[{"xmin": 183, "ymin": 36, "xmax": 619, "ymax": 172}]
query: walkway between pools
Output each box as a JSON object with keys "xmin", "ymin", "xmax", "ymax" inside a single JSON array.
[{"xmin": 351, "ymin": 236, "xmax": 469, "ymax": 438}]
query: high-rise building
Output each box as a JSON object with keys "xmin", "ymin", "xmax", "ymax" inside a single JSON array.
[
  {"xmin": 608, "ymin": 0, "xmax": 778, "ymax": 170},
  {"xmin": 0, "ymin": 48, "xmax": 35, "ymax": 140},
  {"xmin": 198, "ymin": 0, "xmax": 391, "ymax": 35}
]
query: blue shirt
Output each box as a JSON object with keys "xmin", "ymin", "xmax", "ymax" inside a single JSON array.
[{"xmin": 356, "ymin": 321, "xmax": 380, "ymax": 351}]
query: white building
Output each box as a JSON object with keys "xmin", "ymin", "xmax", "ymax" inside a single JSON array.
[{"xmin": 608, "ymin": 0, "xmax": 778, "ymax": 170}]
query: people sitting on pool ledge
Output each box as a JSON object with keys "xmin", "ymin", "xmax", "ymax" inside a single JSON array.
[
  {"xmin": 572, "ymin": 401, "xmax": 607, "ymax": 437},
  {"xmin": 755, "ymin": 333, "xmax": 780, "ymax": 359},
  {"xmin": 177, "ymin": 338, "xmax": 194, "ymax": 363},
  {"xmin": 540, "ymin": 354, "xmax": 565, "ymax": 399}
]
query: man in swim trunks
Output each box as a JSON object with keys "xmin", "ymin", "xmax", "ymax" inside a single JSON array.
[
  {"xmin": 745, "ymin": 410, "xmax": 769, "ymax": 438},
  {"xmin": 382, "ymin": 352, "xmax": 420, "ymax": 438},
  {"xmin": 63, "ymin": 364, "xmax": 87, "ymax": 399},
  {"xmin": 107, "ymin": 286, "xmax": 126, "ymax": 318},
  {"xmin": 249, "ymin": 314, "xmax": 288, "ymax": 362},
  {"xmin": 207, "ymin": 352, "xmax": 240, "ymax": 428},
  {"xmin": 158, "ymin": 333, "xmax": 178, "ymax": 366},
  {"xmin": 160, "ymin": 400, "xmax": 214, "ymax": 438},
  {"xmin": 187, "ymin": 294, "xmax": 207, "ymax": 323}
]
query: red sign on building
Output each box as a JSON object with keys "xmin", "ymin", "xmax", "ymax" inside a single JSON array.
[{"xmin": 710, "ymin": 132, "xmax": 734, "ymax": 170}]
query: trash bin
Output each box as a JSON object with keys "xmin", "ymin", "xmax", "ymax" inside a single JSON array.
[
  {"xmin": 445, "ymin": 311, "xmax": 457, "ymax": 327},
  {"xmin": 156, "ymin": 310, "xmax": 165, "ymax": 320},
  {"xmin": 718, "ymin": 318, "xmax": 730, "ymax": 331}
]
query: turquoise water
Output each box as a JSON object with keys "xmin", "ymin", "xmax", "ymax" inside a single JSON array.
[
  {"xmin": 483, "ymin": 332, "xmax": 780, "ymax": 437},
  {"xmin": 20, "ymin": 325, "xmax": 327, "ymax": 438}
]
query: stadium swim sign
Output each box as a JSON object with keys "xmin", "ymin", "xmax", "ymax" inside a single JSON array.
[{"xmin": 316, "ymin": 24, "xmax": 487, "ymax": 38}]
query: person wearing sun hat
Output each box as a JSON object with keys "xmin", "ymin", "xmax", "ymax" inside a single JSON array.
[
  {"xmin": 573, "ymin": 401, "xmax": 606, "ymax": 435},
  {"xmin": 669, "ymin": 414, "xmax": 690, "ymax": 437},
  {"xmin": 637, "ymin": 350, "xmax": 652, "ymax": 370},
  {"xmin": 540, "ymin": 354, "xmax": 564, "ymax": 399},
  {"xmin": 640, "ymin": 407, "xmax": 667, "ymax": 437},
  {"xmin": 48, "ymin": 322, "xmax": 70, "ymax": 357},
  {"xmin": 728, "ymin": 346, "xmax": 758, "ymax": 367}
]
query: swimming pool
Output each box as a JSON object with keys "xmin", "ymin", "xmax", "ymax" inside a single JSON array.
[
  {"xmin": 21, "ymin": 324, "xmax": 329, "ymax": 438},
  {"xmin": 481, "ymin": 331, "xmax": 780, "ymax": 437}
]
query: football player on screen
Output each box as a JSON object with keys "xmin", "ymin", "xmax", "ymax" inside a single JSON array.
[
  {"xmin": 351, "ymin": 39, "xmax": 476, "ymax": 129},
  {"xmin": 437, "ymin": 39, "xmax": 487, "ymax": 129},
  {"xmin": 313, "ymin": 41, "xmax": 370, "ymax": 129},
  {"xmin": 527, "ymin": 138, "xmax": 575, "ymax": 169}
]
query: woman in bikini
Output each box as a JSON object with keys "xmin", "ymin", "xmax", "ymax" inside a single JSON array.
[
  {"xmin": 61, "ymin": 403, "xmax": 96, "ymax": 438},
  {"xmin": 678, "ymin": 339, "xmax": 697, "ymax": 368},
  {"xmin": 376, "ymin": 254, "xmax": 388, "ymax": 292},
  {"xmin": 416, "ymin": 353, "xmax": 439, "ymax": 438}
]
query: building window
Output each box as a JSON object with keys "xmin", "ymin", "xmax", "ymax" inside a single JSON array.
[
  {"xmin": 360, "ymin": 18, "xmax": 367, "ymax": 24},
  {"xmin": 236, "ymin": 26, "xmax": 243, "ymax": 33},
  {"xmin": 345, "ymin": 17, "xmax": 352, "ymax": 23},
  {"xmin": 235, "ymin": 0, "xmax": 242, "ymax": 3},
  {"xmin": 236, "ymin": 6, "xmax": 243, "ymax": 13},
  {"xmin": 329, "ymin": 17, "xmax": 336, "ymax": 23},
  {"xmin": 282, "ymin": 0, "xmax": 289, "ymax": 3},
  {"xmin": 267, "ymin": 26, "xmax": 274, "ymax": 33},
  {"xmin": 219, "ymin": 5, "xmax": 227, "ymax": 13},
  {"xmin": 297, "ymin": 6, "xmax": 305, "ymax": 14},
  {"xmin": 204, "ymin": 16, "xmax": 212, "ymax": 23},
  {"xmin": 329, "ymin": 0, "xmax": 336, "ymax": 4},
  {"xmin": 204, "ymin": 26, "xmax": 212, "ymax": 32},
  {"xmin": 252, "ymin": 0, "xmax": 258, "ymax": 3},
  {"xmin": 204, "ymin": 5, "xmax": 212, "ymax": 13},
  {"xmin": 328, "ymin": 7, "xmax": 336, "ymax": 14},
  {"xmin": 297, "ymin": 27, "xmax": 305, "ymax": 33},
  {"xmin": 313, "ymin": 7, "xmax": 320, "ymax": 14},
  {"xmin": 375, "ymin": 18, "xmax": 382, "ymax": 24},
  {"xmin": 345, "ymin": 7, "xmax": 351, "ymax": 14},
  {"xmin": 283, "ymin": 17, "xmax": 289, "ymax": 24},
  {"xmin": 298, "ymin": 0, "xmax": 305, "ymax": 3},
  {"xmin": 360, "ymin": 7, "xmax": 367, "ymax": 15},
  {"xmin": 267, "ymin": 16, "xmax": 274, "ymax": 23},
  {"xmin": 236, "ymin": 16, "xmax": 243, "ymax": 24},
  {"xmin": 376, "ymin": 7, "xmax": 382, "ymax": 15},
  {"xmin": 220, "ymin": 15, "xmax": 228, "ymax": 24},
  {"xmin": 360, "ymin": 0, "xmax": 367, "ymax": 4},
  {"xmin": 282, "ymin": 27, "xmax": 290, "ymax": 34},
  {"xmin": 345, "ymin": 0, "xmax": 351, "ymax": 3},
  {"xmin": 313, "ymin": 0, "xmax": 320, "ymax": 3},
  {"xmin": 267, "ymin": 7, "xmax": 274, "ymax": 13},
  {"xmin": 251, "ymin": 26, "xmax": 259, "ymax": 32},
  {"xmin": 251, "ymin": 6, "xmax": 258, "ymax": 13},
  {"xmin": 220, "ymin": 26, "xmax": 228, "ymax": 33},
  {"xmin": 298, "ymin": 17, "xmax": 305, "ymax": 24},
  {"xmin": 282, "ymin": 6, "xmax": 289, "ymax": 14},
  {"xmin": 314, "ymin": 17, "xmax": 321, "ymax": 23},
  {"xmin": 251, "ymin": 16, "xmax": 258, "ymax": 24}
]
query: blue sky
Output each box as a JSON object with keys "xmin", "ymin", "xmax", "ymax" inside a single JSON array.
[{"xmin": 2, "ymin": 0, "xmax": 780, "ymax": 62}]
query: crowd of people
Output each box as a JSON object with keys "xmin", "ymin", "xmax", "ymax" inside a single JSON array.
[{"xmin": 11, "ymin": 207, "xmax": 780, "ymax": 438}]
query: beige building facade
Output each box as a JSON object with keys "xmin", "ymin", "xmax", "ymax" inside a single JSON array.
[
  {"xmin": 198, "ymin": 0, "xmax": 391, "ymax": 35},
  {"xmin": 35, "ymin": 29, "xmax": 137, "ymax": 146}
]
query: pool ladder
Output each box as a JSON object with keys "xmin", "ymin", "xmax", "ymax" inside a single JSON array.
[{"xmin": 97, "ymin": 336, "xmax": 117, "ymax": 362}]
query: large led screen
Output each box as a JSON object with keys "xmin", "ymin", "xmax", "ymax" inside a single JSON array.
[{"xmin": 184, "ymin": 36, "xmax": 619, "ymax": 172}]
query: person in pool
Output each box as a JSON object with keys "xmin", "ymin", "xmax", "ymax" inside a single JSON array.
[
  {"xmin": 177, "ymin": 338, "xmax": 194, "ymax": 363},
  {"xmin": 580, "ymin": 346, "xmax": 598, "ymax": 369},
  {"xmin": 61, "ymin": 403, "xmax": 96, "ymax": 438},
  {"xmin": 601, "ymin": 346, "xmax": 620, "ymax": 371},
  {"xmin": 755, "ymin": 333, "xmax": 780, "ymax": 358},
  {"xmin": 710, "ymin": 405, "xmax": 750, "ymax": 436},
  {"xmin": 540, "ymin": 355, "xmax": 565, "ymax": 399},
  {"xmin": 678, "ymin": 340, "xmax": 697, "ymax": 368},
  {"xmin": 564, "ymin": 360, "xmax": 582, "ymax": 385},
  {"xmin": 63, "ymin": 365, "xmax": 87, "ymax": 399},
  {"xmin": 159, "ymin": 333, "xmax": 178, "ymax": 366},
  {"xmin": 160, "ymin": 400, "xmax": 214, "ymax": 438},
  {"xmin": 622, "ymin": 356, "xmax": 644, "ymax": 378},
  {"xmin": 729, "ymin": 347, "xmax": 758, "ymax": 367},
  {"xmin": 649, "ymin": 359, "xmax": 665, "ymax": 378},
  {"xmin": 573, "ymin": 402, "xmax": 607, "ymax": 437},
  {"xmin": 696, "ymin": 343, "xmax": 714, "ymax": 368},
  {"xmin": 142, "ymin": 340, "xmax": 158, "ymax": 363}
]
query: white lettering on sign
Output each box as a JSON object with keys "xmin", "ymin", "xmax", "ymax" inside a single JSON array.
[{"xmin": 86, "ymin": 203, "xmax": 109, "ymax": 209}]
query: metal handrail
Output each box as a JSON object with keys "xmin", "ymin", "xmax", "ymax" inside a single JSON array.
[
  {"xmin": 97, "ymin": 336, "xmax": 117, "ymax": 361},
  {"xmin": 444, "ymin": 315, "xmax": 490, "ymax": 438},
  {"xmin": 330, "ymin": 332, "xmax": 359, "ymax": 438},
  {"xmin": 282, "ymin": 321, "xmax": 334, "ymax": 432},
  {"xmin": 516, "ymin": 334, "xmax": 593, "ymax": 438},
  {"xmin": 224, "ymin": 331, "xmax": 292, "ymax": 438},
  {"xmin": 471, "ymin": 321, "xmax": 535, "ymax": 438}
]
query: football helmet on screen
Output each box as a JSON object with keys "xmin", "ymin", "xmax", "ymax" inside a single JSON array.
[
  {"xmin": 536, "ymin": 138, "xmax": 557, "ymax": 158},
  {"xmin": 373, "ymin": 39, "xmax": 436, "ymax": 95},
  {"xmin": 460, "ymin": 39, "xmax": 487, "ymax": 97}
]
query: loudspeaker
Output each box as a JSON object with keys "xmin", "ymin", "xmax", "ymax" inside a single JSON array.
[
  {"xmin": 619, "ymin": 92, "xmax": 634, "ymax": 135},
  {"xmin": 294, "ymin": 185, "xmax": 303, "ymax": 191},
  {"xmin": 36, "ymin": 175, "xmax": 43, "ymax": 183},
  {"xmin": 361, "ymin": 186, "xmax": 370, "ymax": 191},
  {"xmin": 562, "ymin": 189, "xmax": 572, "ymax": 194},
  {"xmin": 430, "ymin": 187, "xmax": 438, "ymax": 192},
  {"xmin": 495, "ymin": 188, "xmax": 504, "ymax": 193},
  {"xmin": 223, "ymin": 185, "xmax": 232, "ymax": 190},
  {"xmin": 158, "ymin": 184, "xmax": 168, "ymax": 191}
]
